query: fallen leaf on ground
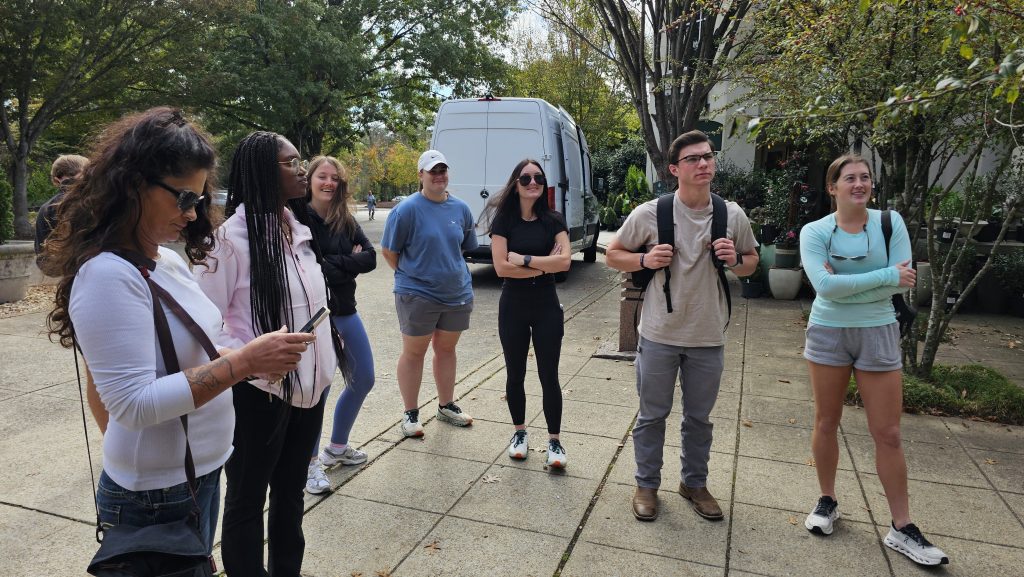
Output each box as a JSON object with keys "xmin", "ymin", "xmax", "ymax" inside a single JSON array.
[
  {"xmin": 741, "ymin": 419, "xmax": 753, "ymax": 428},
  {"xmin": 787, "ymin": 515, "xmax": 798, "ymax": 525},
  {"xmin": 778, "ymin": 379, "xmax": 791, "ymax": 383},
  {"xmin": 482, "ymin": 474, "xmax": 501, "ymax": 484},
  {"xmin": 984, "ymin": 458, "xmax": 999, "ymax": 465},
  {"xmin": 1009, "ymin": 340, "xmax": 1019, "ymax": 349},
  {"xmin": 787, "ymin": 418, "xmax": 797, "ymax": 424},
  {"xmin": 500, "ymin": 394, "xmax": 507, "ymax": 400},
  {"xmin": 806, "ymin": 458, "xmax": 816, "ymax": 467},
  {"xmin": 423, "ymin": 539, "xmax": 441, "ymax": 554},
  {"xmin": 375, "ymin": 569, "xmax": 393, "ymax": 577},
  {"xmin": 351, "ymin": 573, "xmax": 363, "ymax": 577}
]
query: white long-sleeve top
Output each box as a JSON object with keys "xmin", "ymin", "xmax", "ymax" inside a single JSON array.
[
  {"xmin": 193, "ymin": 205, "xmax": 335, "ymax": 408},
  {"xmin": 70, "ymin": 247, "xmax": 234, "ymax": 491}
]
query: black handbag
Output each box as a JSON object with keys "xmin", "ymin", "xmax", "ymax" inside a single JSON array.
[
  {"xmin": 882, "ymin": 210, "xmax": 918, "ymax": 337},
  {"xmin": 80, "ymin": 252, "xmax": 221, "ymax": 577}
]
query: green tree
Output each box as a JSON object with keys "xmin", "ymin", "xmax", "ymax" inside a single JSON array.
[
  {"xmin": 533, "ymin": 0, "xmax": 754, "ymax": 184},
  {"xmin": 510, "ymin": 0, "xmax": 637, "ymax": 151},
  {"xmin": 0, "ymin": 0, "xmax": 213, "ymax": 239},
  {"xmin": 190, "ymin": 0, "xmax": 516, "ymax": 158},
  {"xmin": 735, "ymin": 1, "xmax": 1023, "ymax": 377}
]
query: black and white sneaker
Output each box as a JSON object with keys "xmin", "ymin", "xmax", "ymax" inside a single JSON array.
[
  {"xmin": 884, "ymin": 522, "xmax": 950, "ymax": 566},
  {"xmin": 507, "ymin": 430, "xmax": 528, "ymax": 459},
  {"xmin": 546, "ymin": 439, "xmax": 567, "ymax": 468},
  {"xmin": 804, "ymin": 495, "xmax": 840, "ymax": 535}
]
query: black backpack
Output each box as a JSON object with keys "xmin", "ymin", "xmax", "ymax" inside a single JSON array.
[
  {"xmin": 630, "ymin": 193, "xmax": 731, "ymax": 320},
  {"xmin": 881, "ymin": 209, "xmax": 917, "ymax": 337}
]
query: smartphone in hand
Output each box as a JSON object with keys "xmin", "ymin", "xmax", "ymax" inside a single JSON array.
[{"xmin": 297, "ymin": 307, "xmax": 330, "ymax": 334}]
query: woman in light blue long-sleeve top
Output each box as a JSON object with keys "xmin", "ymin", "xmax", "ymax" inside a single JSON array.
[{"xmin": 798, "ymin": 155, "xmax": 949, "ymax": 567}]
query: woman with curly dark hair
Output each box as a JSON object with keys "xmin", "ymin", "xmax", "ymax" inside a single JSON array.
[
  {"xmin": 45, "ymin": 107, "xmax": 310, "ymax": 554},
  {"xmin": 483, "ymin": 159, "xmax": 571, "ymax": 468},
  {"xmin": 193, "ymin": 131, "xmax": 336, "ymax": 576}
]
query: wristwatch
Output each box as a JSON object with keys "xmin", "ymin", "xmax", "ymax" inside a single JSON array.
[
  {"xmin": 729, "ymin": 252, "xmax": 743, "ymax": 268},
  {"xmin": 523, "ymin": 255, "xmax": 533, "ymax": 268}
]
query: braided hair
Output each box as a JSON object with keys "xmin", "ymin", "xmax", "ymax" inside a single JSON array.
[{"xmin": 226, "ymin": 131, "xmax": 300, "ymax": 400}]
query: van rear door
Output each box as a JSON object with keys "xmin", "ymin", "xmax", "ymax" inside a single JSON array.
[{"xmin": 557, "ymin": 108, "xmax": 586, "ymax": 249}]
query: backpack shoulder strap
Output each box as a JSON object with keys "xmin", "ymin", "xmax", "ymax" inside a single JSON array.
[
  {"xmin": 709, "ymin": 193, "xmax": 732, "ymax": 324},
  {"xmin": 882, "ymin": 209, "xmax": 892, "ymax": 262},
  {"xmin": 655, "ymin": 194, "xmax": 675, "ymax": 313}
]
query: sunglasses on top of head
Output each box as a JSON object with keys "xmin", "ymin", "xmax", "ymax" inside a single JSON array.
[
  {"xmin": 153, "ymin": 180, "xmax": 206, "ymax": 213},
  {"xmin": 518, "ymin": 173, "xmax": 546, "ymax": 186}
]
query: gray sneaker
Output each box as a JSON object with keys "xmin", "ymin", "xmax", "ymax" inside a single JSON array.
[
  {"xmin": 884, "ymin": 522, "xmax": 949, "ymax": 566},
  {"xmin": 437, "ymin": 402, "xmax": 473, "ymax": 427},
  {"xmin": 320, "ymin": 445, "xmax": 368, "ymax": 466}
]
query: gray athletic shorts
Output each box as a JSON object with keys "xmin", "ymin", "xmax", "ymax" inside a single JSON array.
[
  {"xmin": 395, "ymin": 293, "xmax": 473, "ymax": 337},
  {"xmin": 803, "ymin": 322, "xmax": 903, "ymax": 371}
]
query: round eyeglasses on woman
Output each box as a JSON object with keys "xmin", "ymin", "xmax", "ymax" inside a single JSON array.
[
  {"xmin": 827, "ymin": 224, "xmax": 870, "ymax": 261},
  {"xmin": 277, "ymin": 157, "xmax": 309, "ymax": 175},
  {"xmin": 154, "ymin": 180, "xmax": 206, "ymax": 213}
]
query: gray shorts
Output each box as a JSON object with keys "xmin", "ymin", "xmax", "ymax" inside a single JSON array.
[
  {"xmin": 803, "ymin": 322, "xmax": 903, "ymax": 372},
  {"xmin": 395, "ymin": 293, "xmax": 473, "ymax": 337}
]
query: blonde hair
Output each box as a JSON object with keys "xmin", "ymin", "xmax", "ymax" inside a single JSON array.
[{"xmin": 306, "ymin": 155, "xmax": 355, "ymax": 237}]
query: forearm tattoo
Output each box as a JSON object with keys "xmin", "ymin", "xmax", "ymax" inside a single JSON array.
[{"xmin": 185, "ymin": 357, "xmax": 237, "ymax": 394}]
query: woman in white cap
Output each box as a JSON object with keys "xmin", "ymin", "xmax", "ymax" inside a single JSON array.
[{"xmin": 380, "ymin": 150, "xmax": 479, "ymax": 437}]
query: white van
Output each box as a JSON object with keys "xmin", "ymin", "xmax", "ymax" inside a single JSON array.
[{"xmin": 430, "ymin": 96, "xmax": 600, "ymax": 269}]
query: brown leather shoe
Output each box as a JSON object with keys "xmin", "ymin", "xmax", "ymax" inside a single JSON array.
[
  {"xmin": 678, "ymin": 484, "xmax": 723, "ymax": 520},
  {"xmin": 632, "ymin": 487, "xmax": 658, "ymax": 521}
]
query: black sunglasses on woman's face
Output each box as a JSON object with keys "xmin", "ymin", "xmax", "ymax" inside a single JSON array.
[
  {"xmin": 154, "ymin": 180, "xmax": 206, "ymax": 213},
  {"xmin": 518, "ymin": 173, "xmax": 546, "ymax": 186}
]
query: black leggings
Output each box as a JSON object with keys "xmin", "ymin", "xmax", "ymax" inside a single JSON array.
[
  {"xmin": 498, "ymin": 283, "xmax": 564, "ymax": 434},
  {"xmin": 221, "ymin": 383, "xmax": 326, "ymax": 577}
]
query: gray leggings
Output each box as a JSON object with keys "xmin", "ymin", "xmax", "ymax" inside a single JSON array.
[{"xmin": 633, "ymin": 336, "xmax": 724, "ymax": 489}]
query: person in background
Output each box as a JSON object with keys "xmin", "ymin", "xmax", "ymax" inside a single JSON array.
[
  {"xmin": 380, "ymin": 149, "xmax": 477, "ymax": 438},
  {"xmin": 194, "ymin": 131, "xmax": 336, "ymax": 576},
  {"xmin": 606, "ymin": 130, "xmax": 758, "ymax": 523},
  {"xmin": 484, "ymin": 159, "xmax": 571, "ymax": 468},
  {"xmin": 366, "ymin": 191, "xmax": 376, "ymax": 220},
  {"xmin": 799, "ymin": 154, "xmax": 948, "ymax": 566},
  {"xmin": 45, "ymin": 107, "xmax": 309, "ymax": 554},
  {"xmin": 302, "ymin": 156, "xmax": 378, "ymax": 495},
  {"xmin": 35, "ymin": 154, "xmax": 89, "ymax": 263}
]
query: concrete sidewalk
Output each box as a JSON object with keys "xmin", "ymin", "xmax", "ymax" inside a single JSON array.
[{"xmin": 1, "ymin": 247, "xmax": 1023, "ymax": 576}]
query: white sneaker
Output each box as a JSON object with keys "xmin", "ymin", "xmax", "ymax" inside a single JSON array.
[
  {"xmin": 437, "ymin": 402, "xmax": 473, "ymax": 427},
  {"xmin": 305, "ymin": 459, "xmax": 330, "ymax": 495},
  {"xmin": 507, "ymin": 430, "xmax": 528, "ymax": 459},
  {"xmin": 884, "ymin": 522, "xmax": 950, "ymax": 566},
  {"xmin": 320, "ymin": 444, "xmax": 368, "ymax": 466},
  {"xmin": 401, "ymin": 409, "xmax": 424, "ymax": 437},
  {"xmin": 546, "ymin": 439, "xmax": 567, "ymax": 468},
  {"xmin": 804, "ymin": 496, "xmax": 840, "ymax": 535}
]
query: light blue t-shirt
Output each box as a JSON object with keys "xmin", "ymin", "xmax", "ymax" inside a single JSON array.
[
  {"xmin": 381, "ymin": 191, "xmax": 478, "ymax": 305},
  {"xmin": 800, "ymin": 209, "xmax": 911, "ymax": 328}
]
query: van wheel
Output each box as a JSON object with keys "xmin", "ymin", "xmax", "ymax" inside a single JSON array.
[
  {"xmin": 554, "ymin": 270, "xmax": 569, "ymax": 283},
  {"xmin": 582, "ymin": 234, "xmax": 598, "ymax": 263}
]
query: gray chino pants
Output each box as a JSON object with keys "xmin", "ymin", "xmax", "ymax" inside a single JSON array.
[{"xmin": 633, "ymin": 336, "xmax": 724, "ymax": 489}]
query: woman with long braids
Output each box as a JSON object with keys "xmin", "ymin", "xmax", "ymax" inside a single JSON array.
[
  {"xmin": 45, "ymin": 108, "xmax": 310, "ymax": 555},
  {"xmin": 302, "ymin": 156, "xmax": 378, "ymax": 495},
  {"xmin": 194, "ymin": 131, "xmax": 336, "ymax": 576},
  {"xmin": 484, "ymin": 159, "xmax": 571, "ymax": 468}
]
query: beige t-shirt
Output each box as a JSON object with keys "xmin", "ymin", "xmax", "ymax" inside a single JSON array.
[{"xmin": 615, "ymin": 194, "xmax": 757, "ymax": 347}]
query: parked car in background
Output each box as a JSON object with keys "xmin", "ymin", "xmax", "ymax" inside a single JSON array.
[
  {"xmin": 430, "ymin": 96, "xmax": 599, "ymax": 277},
  {"xmin": 392, "ymin": 195, "xmax": 408, "ymax": 204}
]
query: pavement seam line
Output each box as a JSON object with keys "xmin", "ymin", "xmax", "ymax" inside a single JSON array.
[
  {"xmin": 944, "ymin": 418, "xmax": 1024, "ymax": 532},
  {"xmin": 840, "ymin": 422, "xmax": 897, "ymax": 576},
  {"xmin": 723, "ymin": 294, "xmax": 749, "ymax": 575},
  {"xmin": 0, "ymin": 501, "xmax": 93, "ymax": 526}
]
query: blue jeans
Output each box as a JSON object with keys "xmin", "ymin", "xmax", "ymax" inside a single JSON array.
[
  {"xmin": 96, "ymin": 467, "xmax": 222, "ymax": 553},
  {"xmin": 314, "ymin": 313, "xmax": 376, "ymax": 452}
]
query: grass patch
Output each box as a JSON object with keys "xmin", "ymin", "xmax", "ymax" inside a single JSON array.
[{"xmin": 845, "ymin": 364, "xmax": 1024, "ymax": 425}]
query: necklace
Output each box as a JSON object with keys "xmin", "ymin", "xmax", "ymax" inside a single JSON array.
[{"xmin": 282, "ymin": 224, "xmax": 293, "ymax": 245}]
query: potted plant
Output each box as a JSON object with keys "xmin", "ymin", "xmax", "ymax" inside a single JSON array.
[
  {"xmin": 740, "ymin": 248, "xmax": 765, "ymax": 298},
  {"xmin": 992, "ymin": 249, "xmax": 1024, "ymax": 317},
  {"xmin": 773, "ymin": 228, "xmax": 800, "ymax": 268},
  {"xmin": 0, "ymin": 175, "xmax": 35, "ymax": 304}
]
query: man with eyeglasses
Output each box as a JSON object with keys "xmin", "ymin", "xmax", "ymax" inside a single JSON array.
[
  {"xmin": 381, "ymin": 150, "xmax": 478, "ymax": 438},
  {"xmin": 606, "ymin": 130, "xmax": 759, "ymax": 523}
]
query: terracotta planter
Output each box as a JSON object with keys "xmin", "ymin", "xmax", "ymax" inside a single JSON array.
[
  {"xmin": 768, "ymin": 267, "xmax": 803, "ymax": 300},
  {"xmin": 0, "ymin": 241, "xmax": 35, "ymax": 304}
]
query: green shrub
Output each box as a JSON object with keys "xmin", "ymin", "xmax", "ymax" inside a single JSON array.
[
  {"xmin": 991, "ymin": 249, "xmax": 1024, "ymax": 295},
  {"xmin": 846, "ymin": 364, "xmax": 1024, "ymax": 425}
]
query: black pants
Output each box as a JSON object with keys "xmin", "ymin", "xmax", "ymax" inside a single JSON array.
[
  {"xmin": 221, "ymin": 383, "xmax": 326, "ymax": 577},
  {"xmin": 499, "ymin": 283, "xmax": 564, "ymax": 434}
]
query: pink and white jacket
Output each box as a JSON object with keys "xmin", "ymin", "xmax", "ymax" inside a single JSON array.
[{"xmin": 194, "ymin": 204, "xmax": 336, "ymax": 408}]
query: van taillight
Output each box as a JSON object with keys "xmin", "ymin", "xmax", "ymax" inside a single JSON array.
[{"xmin": 547, "ymin": 186, "xmax": 555, "ymax": 210}]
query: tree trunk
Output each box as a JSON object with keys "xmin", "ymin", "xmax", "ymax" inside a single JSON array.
[{"xmin": 11, "ymin": 144, "xmax": 31, "ymax": 239}]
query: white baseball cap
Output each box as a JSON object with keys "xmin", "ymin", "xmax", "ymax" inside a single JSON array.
[{"xmin": 418, "ymin": 150, "xmax": 449, "ymax": 172}]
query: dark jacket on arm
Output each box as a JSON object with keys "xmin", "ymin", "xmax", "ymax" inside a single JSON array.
[{"xmin": 305, "ymin": 204, "xmax": 377, "ymax": 316}]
